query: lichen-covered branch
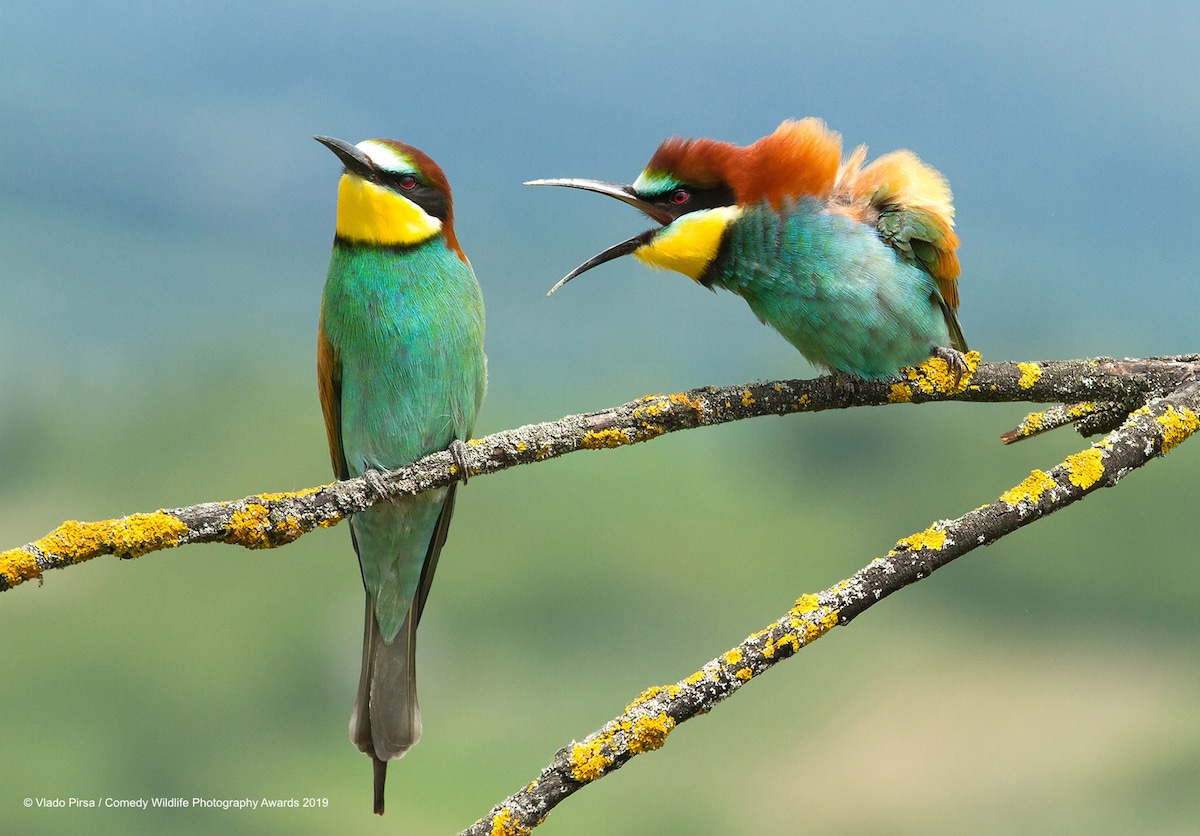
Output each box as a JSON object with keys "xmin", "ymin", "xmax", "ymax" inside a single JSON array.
[
  {"xmin": 459, "ymin": 378, "xmax": 1200, "ymax": 836},
  {"xmin": 3, "ymin": 353, "xmax": 1198, "ymax": 593}
]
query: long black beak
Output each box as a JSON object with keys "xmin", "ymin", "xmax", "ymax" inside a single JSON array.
[
  {"xmin": 544, "ymin": 229, "xmax": 657, "ymax": 295},
  {"xmin": 315, "ymin": 135, "xmax": 375, "ymax": 179},
  {"xmin": 525, "ymin": 177, "xmax": 671, "ymax": 295}
]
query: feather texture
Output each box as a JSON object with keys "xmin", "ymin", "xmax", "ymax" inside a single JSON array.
[{"xmin": 317, "ymin": 138, "xmax": 485, "ymax": 815}]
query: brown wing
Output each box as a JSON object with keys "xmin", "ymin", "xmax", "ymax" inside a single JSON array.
[
  {"xmin": 317, "ymin": 311, "xmax": 348, "ymax": 479},
  {"xmin": 836, "ymin": 148, "xmax": 961, "ymax": 310}
]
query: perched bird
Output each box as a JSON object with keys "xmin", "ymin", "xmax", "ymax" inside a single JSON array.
[
  {"xmin": 528, "ymin": 118, "xmax": 967, "ymax": 379},
  {"xmin": 315, "ymin": 135, "xmax": 486, "ymax": 815}
]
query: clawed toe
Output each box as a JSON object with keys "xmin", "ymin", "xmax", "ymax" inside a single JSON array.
[
  {"xmin": 449, "ymin": 439, "xmax": 472, "ymax": 485},
  {"xmin": 931, "ymin": 346, "xmax": 968, "ymax": 386},
  {"xmin": 362, "ymin": 468, "xmax": 392, "ymax": 503}
]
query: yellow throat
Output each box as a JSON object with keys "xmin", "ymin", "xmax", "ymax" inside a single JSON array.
[
  {"xmin": 633, "ymin": 206, "xmax": 742, "ymax": 281},
  {"xmin": 334, "ymin": 174, "xmax": 441, "ymax": 246}
]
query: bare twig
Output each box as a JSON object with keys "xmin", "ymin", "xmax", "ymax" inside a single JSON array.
[{"xmin": 5, "ymin": 353, "xmax": 1199, "ymax": 593}]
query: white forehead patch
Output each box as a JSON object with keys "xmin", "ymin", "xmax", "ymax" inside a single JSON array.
[{"xmin": 356, "ymin": 140, "xmax": 414, "ymax": 175}]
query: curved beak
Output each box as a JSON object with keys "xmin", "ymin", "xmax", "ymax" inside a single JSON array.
[
  {"xmin": 544, "ymin": 229, "xmax": 657, "ymax": 295},
  {"xmin": 525, "ymin": 178, "xmax": 674, "ymax": 226},
  {"xmin": 525, "ymin": 178, "xmax": 672, "ymax": 295},
  {"xmin": 314, "ymin": 135, "xmax": 375, "ymax": 179}
]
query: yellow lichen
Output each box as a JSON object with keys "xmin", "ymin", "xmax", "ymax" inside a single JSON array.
[
  {"xmin": 224, "ymin": 506, "xmax": 308, "ymax": 548},
  {"xmin": 0, "ymin": 548, "xmax": 42, "ymax": 587},
  {"xmin": 1018, "ymin": 411, "xmax": 1045, "ymax": 435},
  {"xmin": 626, "ymin": 685, "xmax": 668, "ymax": 713},
  {"xmin": 1068, "ymin": 401, "xmax": 1096, "ymax": 418},
  {"xmin": 228, "ymin": 503, "xmax": 273, "ymax": 549},
  {"xmin": 904, "ymin": 350, "xmax": 979, "ymax": 394},
  {"xmin": 1017, "ymin": 362, "xmax": 1042, "ymax": 389},
  {"xmin": 626, "ymin": 712, "xmax": 676, "ymax": 754},
  {"xmin": 490, "ymin": 808, "xmax": 529, "ymax": 836},
  {"xmin": 668, "ymin": 391, "xmax": 706, "ymax": 416},
  {"xmin": 570, "ymin": 737, "xmax": 612, "ymax": 783},
  {"xmin": 793, "ymin": 593, "xmax": 820, "ymax": 613},
  {"xmin": 735, "ymin": 668, "xmax": 753, "ymax": 681},
  {"xmin": 1064, "ymin": 449, "xmax": 1105, "ymax": 489},
  {"xmin": 277, "ymin": 516, "xmax": 305, "ymax": 542},
  {"xmin": 891, "ymin": 525, "xmax": 947, "ymax": 554},
  {"xmin": 723, "ymin": 648, "xmax": 743, "ymax": 666},
  {"xmin": 580, "ymin": 428, "xmax": 630, "ymax": 449},
  {"xmin": 888, "ymin": 382, "xmax": 913, "ymax": 403},
  {"xmin": 788, "ymin": 613, "xmax": 838, "ymax": 647},
  {"xmin": 783, "ymin": 594, "xmax": 840, "ymax": 647},
  {"xmin": 830, "ymin": 578, "xmax": 854, "ymax": 596},
  {"xmin": 38, "ymin": 512, "xmax": 188, "ymax": 560},
  {"xmin": 1157, "ymin": 405, "xmax": 1200, "ymax": 453},
  {"xmin": 999, "ymin": 469, "xmax": 1058, "ymax": 506},
  {"xmin": 2, "ymin": 512, "xmax": 190, "ymax": 588},
  {"xmin": 516, "ymin": 441, "xmax": 527, "ymax": 452},
  {"xmin": 741, "ymin": 389, "xmax": 756, "ymax": 407},
  {"xmin": 256, "ymin": 485, "xmax": 327, "ymax": 502},
  {"xmin": 639, "ymin": 422, "xmax": 665, "ymax": 439}
]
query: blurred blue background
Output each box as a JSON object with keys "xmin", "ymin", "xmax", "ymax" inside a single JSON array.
[{"xmin": 2, "ymin": 2, "xmax": 1199, "ymax": 833}]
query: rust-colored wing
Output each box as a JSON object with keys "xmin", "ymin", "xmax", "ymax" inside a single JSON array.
[
  {"xmin": 317, "ymin": 311, "xmax": 348, "ymax": 479},
  {"xmin": 836, "ymin": 147, "xmax": 962, "ymax": 316}
]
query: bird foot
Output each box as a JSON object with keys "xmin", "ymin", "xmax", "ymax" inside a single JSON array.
[
  {"xmin": 362, "ymin": 468, "xmax": 392, "ymax": 503},
  {"xmin": 449, "ymin": 439, "xmax": 472, "ymax": 485},
  {"xmin": 931, "ymin": 346, "xmax": 968, "ymax": 386}
]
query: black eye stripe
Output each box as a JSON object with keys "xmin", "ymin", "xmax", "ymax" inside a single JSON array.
[
  {"xmin": 374, "ymin": 171, "xmax": 451, "ymax": 222},
  {"xmin": 642, "ymin": 183, "xmax": 736, "ymax": 221}
]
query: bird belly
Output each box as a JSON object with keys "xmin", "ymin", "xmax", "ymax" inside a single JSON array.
[
  {"xmin": 322, "ymin": 242, "xmax": 486, "ymax": 639},
  {"xmin": 720, "ymin": 205, "xmax": 951, "ymax": 379}
]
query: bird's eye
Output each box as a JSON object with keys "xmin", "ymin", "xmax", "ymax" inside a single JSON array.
[
  {"xmin": 398, "ymin": 174, "xmax": 417, "ymax": 190},
  {"xmin": 670, "ymin": 188, "xmax": 691, "ymax": 205}
]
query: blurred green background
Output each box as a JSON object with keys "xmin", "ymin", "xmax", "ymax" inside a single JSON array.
[{"xmin": 3, "ymin": 2, "xmax": 1199, "ymax": 833}]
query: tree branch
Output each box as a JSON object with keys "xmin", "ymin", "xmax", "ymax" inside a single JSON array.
[
  {"xmin": 4, "ymin": 353, "xmax": 1199, "ymax": 593},
  {"xmin": 459, "ymin": 376, "xmax": 1200, "ymax": 836},
  {"xmin": 4, "ymin": 353, "xmax": 1200, "ymax": 832}
]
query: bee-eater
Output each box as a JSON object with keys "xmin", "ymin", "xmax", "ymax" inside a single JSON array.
[
  {"xmin": 315, "ymin": 135, "xmax": 486, "ymax": 815},
  {"xmin": 529, "ymin": 118, "xmax": 966, "ymax": 379}
]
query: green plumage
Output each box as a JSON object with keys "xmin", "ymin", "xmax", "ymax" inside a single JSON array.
[
  {"xmin": 321, "ymin": 234, "xmax": 485, "ymax": 797},
  {"xmin": 706, "ymin": 198, "xmax": 965, "ymax": 379},
  {"xmin": 323, "ymin": 240, "xmax": 485, "ymax": 636}
]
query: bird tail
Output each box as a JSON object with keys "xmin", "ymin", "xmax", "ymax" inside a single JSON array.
[{"xmin": 350, "ymin": 595, "xmax": 421, "ymax": 815}]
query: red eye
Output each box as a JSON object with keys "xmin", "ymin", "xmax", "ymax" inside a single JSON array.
[
  {"xmin": 670, "ymin": 188, "xmax": 690, "ymax": 205},
  {"xmin": 398, "ymin": 174, "xmax": 417, "ymax": 190}
]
